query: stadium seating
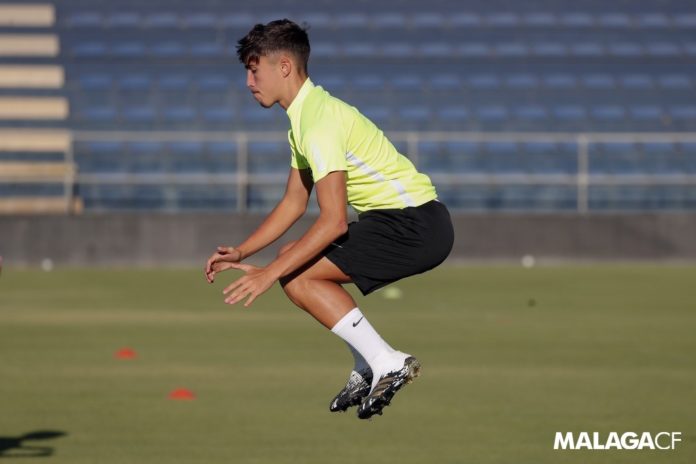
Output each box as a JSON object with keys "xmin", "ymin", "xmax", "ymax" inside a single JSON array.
[{"xmin": 2, "ymin": 0, "xmax": 695, "ymax": 212}]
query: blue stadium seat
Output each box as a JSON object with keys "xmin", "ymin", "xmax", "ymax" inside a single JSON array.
[
  {"xmin": 391, "ymin": 75, "xmax": 422, "ymax": 91},
  {"xmin": 176, "ymin": 185, "xmax": 238, "ymax": 211},
  {"xmin": 486, "ymin": 12, "xmax": 520, "ymax": 27},
  {"xmin": 207, "ymin": 141, "xmax": 237, "ymax": 172},
  {"xmin": 582, "ymin": 74, "xmax": 616, "ymax": 89},
  {"xmin": 467, "ymin": 74, "xmax": 500, "ymax": 89},
  {"xmin": 201, "ymin": 107, "xmax": 235, "ymax": 123},
  {"xmin": 638, "ymin": 14, "xmax": 670, "ymax": 28},
  {"xmin": 495, "ymin": 43, "xmax": 529, "ymax": 57},
  {"xmin": 621, "ymin": 74, "xmax": 653, "ymax": 89},
  {"xmin": 221, "ymin": 13, "xmax": 255, "ymax": 28},
  {"xmin": 450, "ymin": 13, "xmax": 481, "ymax": 27},
  {"xmin": 248, "ymin": 141, "xmax": 288, "ymax": 173},
  {"xmin": 107, "ymin": 12, "xmax": 141, "ymax": 28},
  {"xmin": 122, "ymin": 106, "xmax": 156, "ymax": 123},
  {"xmin": 669, "ymin": 106, "xmax": 696, "ymax": 120},
  {"xmin": 484, "ymin": 141, "xmax": 523, "ymax": 172},
  {"xmin": 437, "ymin": 106, "xmax": 469, "ymax": 123},
  {"xmin": 198, "ymin": 75, "xmax": 231, "ymax": 91},
  {"xmin": 342, "ymin": 43, "xmax": 373, "ymax": 57},
  {"xmin": 169, "ymin": 141, "xmax": 204, "ymax": 172},
  {"xmin": 184, "ymin": 13, "xmax": 217, "ymax": 28},
  {"xmin": 65, "ymin": 11, "xmax": 102, "ymax": 27},
  {"xmin": 591, "ymin": 105, "xmax": 626, "ymax": 120},
  {"xmin": 629, "ymin": 106, "xmax": 663, "ymax": 121},
  {"xmin": 297, "ymin": 13, "xmax": 331, "ymax": 28},
  {"xmin": 120, "ymin": 75, "xmax": 151, "ymax": 90},
  {"xmin": 336, "ymin": 13, "xmax": 368, "ymax": 28},
  {"xmin": 521, "ymin": 142, "xmax": 576, "ymax": 174},
  {"xmin": 309, "ymin": 43, "xmax": 338, "ymax": 58},
  {"xmin": 159, "ymin": 75, "xmax": 190, "ymax": 91},
  {"xmin": 505, "ymin": 74, "xmax": 538, "ymax": 89},
  {"xmin": 608, "ymin": 43, "xmax": 642, "ymax": 57},
  {"xmin": 430, "ymin": 75, "xmax": 461, "ymax": 91},
  {"xmin": 399, "ymin": 106, "xmax": 431, "ymax": 126},
  {"xmin": 553, "ymin": 105, "xmax": 587, "ymax": 120},
  {"xmin": 598, "ymin": 13, "xmax": 631, "ymax": 28},
  {"xmin": 190, "ymin": 42, "xmax": 224, "ymax": 57},
  {"xmin": 477, "ymin": 106, "xmax": 509, "ymax": 122},
  {"xmin": 145, "ymin": 12, "xmax": 179, "ymax": 28},
  {"xmin": 72, "ymin": 42, "xmax": 107, "ymax": 57},
  {"xmin": 646, "ymin": 42, "xmax": 681, "ymax": 57},
  {"xmin": 658, "ymin": 75, "xmax": 692, "ymax": 89},
  {"xmin": 533, "ymin": 43, "xmax": 567, "ymax": 56},
  {"xmin": 381, "ymin": 43, "xmax": 414, "ymax": 57},
  {"xmin": 543, "ymin": 74, "xmax": 577, "ymax": 88},
  {"xmin": 352, "ymin": 75, "xmax": 384, "ymax": 91},
  {"xmin": 77, "ymin": 141, "xmax": 123, "ymax": 173},
  {"xmin": 514, "ymin": 105, "xmax": 547, "ymax": 120},
  {"xmin": 420, "ymin": 43, "xmax": 452, "ymax": 57},
  {"xmin": 523, "ymin": 13, "xmax": 556, "ymax": 26},
  {"xmin": 572, "ymin": 43, "xmax": 605, "ymax": 56},
  {"xmin": 560, "ymin": 13, "xmax": 593, "ymax": 27},
  {"xmin": 80, "ymin": 106, "xmax": 117, "ymax": 122},
  {"xmin": 79, "ymin": 74, "xmax": 113, "ymax": 90},
  {"xmin": 457, "ymin": 43, "xmax": 489, "ymax": 57},
  {"xmin": 361, "ymin": 107, "xmax": 391, "ymax": 126},
  {"xmin": 674, "ymin": 14, "xmax": 696, "ymax": 27},
  {"xmin": 372, "ymin": 13, "xmax": 406, "ymax": 28},
  {"xmin": 412, "ymin": 13, "xmax": 446, "ymax": 28},
  {"xmin": 151, "ymin": 42, "xmax": 186, "ymax": 57},
  {"xmin": 162, "ymin": 106, "xmax": 196, "ymax": 123},
  {"xmin": 112, "ymin": 42, "xmax": 146, "ymax": 58},
  {"xmin": 129, "ymin": 141, "xmax": 163, "ymax": 173}
]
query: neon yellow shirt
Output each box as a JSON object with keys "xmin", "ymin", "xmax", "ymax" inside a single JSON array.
[{"xmin": 286, "ymin": 78, "xmax": 437, "ymax": 213}]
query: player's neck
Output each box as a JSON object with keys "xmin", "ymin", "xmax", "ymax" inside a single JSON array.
[{"xmin": 279, "ymin": 74, "xmax": 309, "ymax": 110}]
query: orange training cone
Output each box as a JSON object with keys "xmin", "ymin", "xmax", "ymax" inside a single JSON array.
[
  {"xmin": 115, "ymin": 348, "xmax": 137, "ymax": 360},
  {"xmin": 169, "ymin": 388, "xmax": 196, "ymax": 400}
]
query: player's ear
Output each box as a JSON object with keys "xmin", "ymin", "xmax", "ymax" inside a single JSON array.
[{"xmin": 279, "ymin": 55, "xmax": 292, "ymax": 78}]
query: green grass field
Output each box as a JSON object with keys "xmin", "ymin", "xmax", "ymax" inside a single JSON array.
[{"xmin": 1, "ymin": 265, "xmax": 694, "ymax": 463}]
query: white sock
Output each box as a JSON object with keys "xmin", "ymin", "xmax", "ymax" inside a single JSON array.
[
  {"xmin": 331, "ymin": 308, "xmax": 409, "ymax": 390},
  {"xmin": 344, "ymin": 341, "xmax": 370, "ymax": 374}
]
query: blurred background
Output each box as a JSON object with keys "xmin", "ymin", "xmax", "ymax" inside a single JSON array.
[
  {"xmin": 1, "ymin": 3, "xmax": 695, "ymax": 464},
  {"xmin": 1, "ymin": 0, "xmax": 696, "ymax": 264}
]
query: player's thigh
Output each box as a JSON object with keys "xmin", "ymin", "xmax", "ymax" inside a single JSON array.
[{"xmin": 282, "ymin": 255, "xmax": 352, "ymax": 286}]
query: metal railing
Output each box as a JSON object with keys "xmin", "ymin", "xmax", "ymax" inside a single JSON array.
[{"xmin": 71, "ymin": 130, "xmax": 696, "ymax": 213}]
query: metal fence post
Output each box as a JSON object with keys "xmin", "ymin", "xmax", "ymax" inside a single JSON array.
[{"xmin": 577, "ymin": 135, "xmax": 589, "ymax": 214}]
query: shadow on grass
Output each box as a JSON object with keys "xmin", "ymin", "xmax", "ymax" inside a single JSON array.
[{"xmin": 0, "ymin": 431, "xmax": 67, "ymax": 459}]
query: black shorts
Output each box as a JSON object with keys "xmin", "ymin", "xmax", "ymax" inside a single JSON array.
[{"xmin": 324, "ymin": 200, "xmax": 454, "ymax": 295}]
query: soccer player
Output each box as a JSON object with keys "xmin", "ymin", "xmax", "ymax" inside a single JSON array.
[{"xmin": 205, "ymin": 19, "xmax": 454, "ymax": 419}]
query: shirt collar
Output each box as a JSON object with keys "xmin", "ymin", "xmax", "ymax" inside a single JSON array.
[{"xmin": 286, "ymin": 77, "xmax": 314, "ymax": 120}]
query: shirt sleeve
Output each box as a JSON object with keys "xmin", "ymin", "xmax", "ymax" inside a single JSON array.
[
  {"xmin": 298, "ymin": 123, "xmax": 347, "ymax": 182},
  {"xmin": 288, "ymin": 129, "xmax": 309, "ymax": 170}
]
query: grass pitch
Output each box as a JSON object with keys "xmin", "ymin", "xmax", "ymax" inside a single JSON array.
[{"xmin": 1, "ymin": 265, "xmax": 694, "ymax": 463}]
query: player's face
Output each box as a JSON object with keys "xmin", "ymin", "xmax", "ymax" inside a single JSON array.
[{"xmin": 245, "ymin": 55, "xmax": 282, "ymax": 108}]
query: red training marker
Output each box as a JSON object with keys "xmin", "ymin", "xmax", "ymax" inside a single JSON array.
[
  {"xmin": 169, "ymin": 388, "xmax": 196, "ymax": 400},
  {"xmin": 115, "ymin": 348, "xmax": 137, "ymax": 360}
]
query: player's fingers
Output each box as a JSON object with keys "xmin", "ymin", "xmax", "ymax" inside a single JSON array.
[
  {"xmin": 223, "ymin": 277, "xmax": 246, "ymax": 295},
  {"xmin": 225, "ymin": 286, "xmax": 249, "ymax": 305},
  {"xmin": 226, "ymin": 262, "xmax": 254, "ymax": 273},
  {"xmin": 244, "ymin": 292, "xmax": 257, "ymax": 308}
]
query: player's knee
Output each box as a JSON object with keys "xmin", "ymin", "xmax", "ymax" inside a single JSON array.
[
  {"xmin": 279, "ymin": 273, "xmax": 307, "ymax": 303},
  {"xmin": 277, "ymin": 240, "xmax": 298, "ymax": 258}
]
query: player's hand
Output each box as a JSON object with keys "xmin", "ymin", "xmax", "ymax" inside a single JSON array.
[
  {"xmin": 205, "ymin": 246, "xmax": 242, "ymax": 283},
  {"xmin": 222, "ymin": 263, "xmax": 278, "ymax": 308}
]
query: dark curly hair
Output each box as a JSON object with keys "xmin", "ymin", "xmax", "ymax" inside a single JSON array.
[{"xmin": 236, "ymin": 19, "xmax": 310, "ymax": 74}]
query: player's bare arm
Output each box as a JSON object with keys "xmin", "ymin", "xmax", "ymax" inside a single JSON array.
[
  {"xmin": 222, "ymin": 169, "xmax": 348, "ymax": 306},
  {"xmin": 205, "ymin": 167, "xmax": 313, "ymax": 282}
]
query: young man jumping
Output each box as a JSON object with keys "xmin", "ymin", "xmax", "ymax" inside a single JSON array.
[{"xmin": 205, "ymin": 19, "xmax": 454, "ymax": 419}]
